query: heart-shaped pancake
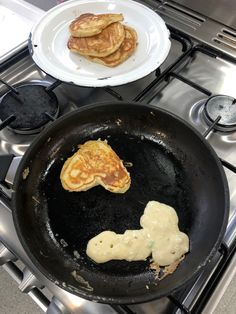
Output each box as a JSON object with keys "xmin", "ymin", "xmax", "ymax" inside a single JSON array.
[{"xmin": 60, "ymin": 139, "xmax": 131, "ymax": 193}]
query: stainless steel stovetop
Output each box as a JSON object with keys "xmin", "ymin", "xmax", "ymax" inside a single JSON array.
[{"xmin": 0, "ymin": 1, "xmax": 236, "ymax": 314}]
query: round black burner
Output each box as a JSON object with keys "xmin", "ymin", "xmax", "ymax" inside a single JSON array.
[
  {"xmin": 0, "ymin": 83, "xmax": 59, "ymax": 134},
  {"xmin": 204, "ymin": 95, "xmax": 236, "ymax": 132}
]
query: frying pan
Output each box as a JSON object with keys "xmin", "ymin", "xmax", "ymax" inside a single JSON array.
[{"xmin": 11, "ymin": 102, "xmax": 229, "ymax": 304}]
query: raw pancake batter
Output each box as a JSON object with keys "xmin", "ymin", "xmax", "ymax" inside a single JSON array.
[{"xmin": 86, "ymin": 201, "xmax": 189, "ymax": 266}]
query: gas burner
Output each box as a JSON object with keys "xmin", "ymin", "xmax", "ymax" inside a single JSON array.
[
  {"xmin": 0, "ymin": 83, "xmax": 59, "ymax": 135},
  {"xmin": 203, "ymin": 95, "xmax": 236, "ymax": 132}
]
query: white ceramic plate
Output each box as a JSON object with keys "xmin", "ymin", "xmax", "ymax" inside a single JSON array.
[{"xmin": 29, "ymin": 0, "xmax": 171, "ymax": 87}]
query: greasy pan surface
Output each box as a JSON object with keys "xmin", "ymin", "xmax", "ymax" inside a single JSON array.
[{"xmin": 12, "ymin": 102, "xmax": 229, "ymax": 304}]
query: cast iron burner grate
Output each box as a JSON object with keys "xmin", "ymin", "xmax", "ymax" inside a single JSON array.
[
  {"xmin": 203, "ymin": 95, "xmax": 236, "ymax": 132},
  {"xmin": 0, "ymin": 83, "xmax": 59, "ymax": 134}
]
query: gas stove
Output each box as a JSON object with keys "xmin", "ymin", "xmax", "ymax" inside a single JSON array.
[{"xmin": 1, "ymin": 1, "xmax": 236, "ymax": 314}]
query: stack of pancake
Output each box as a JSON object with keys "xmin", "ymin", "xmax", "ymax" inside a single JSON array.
[{"xmin": 67, "ymin": 13, "xmax": 137, "ymax": 67}]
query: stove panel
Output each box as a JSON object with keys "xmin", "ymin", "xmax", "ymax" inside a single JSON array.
[{"xmin": 0, "ymin": 6, "xmax": 236, "ymax": 314}]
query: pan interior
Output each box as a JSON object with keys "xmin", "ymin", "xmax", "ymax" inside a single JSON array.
[{"xmin": 44, "ymin": 134, "xmax": 191, "ymax": 275}]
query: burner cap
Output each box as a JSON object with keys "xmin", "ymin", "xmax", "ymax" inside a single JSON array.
[
  {"xmin": 204, "ymin": 95, "xmax": 236, "ymax": 132},
  {"xmin": 0, "ymin": 84, "xmax": 59, "ymax": 134}
]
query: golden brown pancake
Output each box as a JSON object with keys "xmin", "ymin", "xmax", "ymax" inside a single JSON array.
[
  {"xmin": 86, "ymin": 26, "xmax": 137, "ymax": 67},
  {"xmin": 69, "ymin": 13, "xmax": 124, "ymax": 37},
  {"xmin": 67, "ymin": 22, "xmax": 125, "ymax": 57},
  {"xmin": 60, "ymin": 140, "xmax": 131, "ymax": 193}
]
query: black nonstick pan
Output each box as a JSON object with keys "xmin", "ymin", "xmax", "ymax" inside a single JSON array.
[{"xmin": 11, "ymin": 102, "xmax": 229, "ymax": 304}]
